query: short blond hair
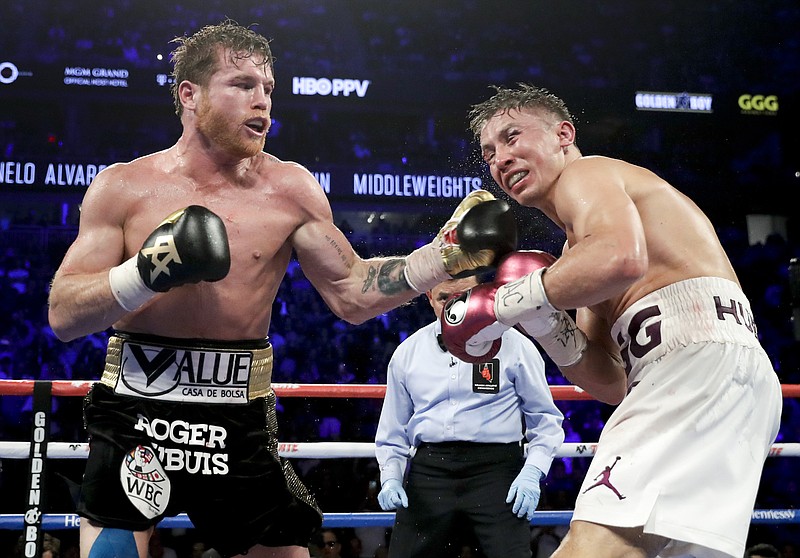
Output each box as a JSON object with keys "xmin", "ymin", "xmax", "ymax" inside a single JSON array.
[{"xmin": 468, "ymin": 83, "xmax": 574, "ymax": 138}]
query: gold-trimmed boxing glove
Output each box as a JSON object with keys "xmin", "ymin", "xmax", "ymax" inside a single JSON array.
[{"xmin": 404, "ymin": 190, "xmax": 517, "ymax": 292}]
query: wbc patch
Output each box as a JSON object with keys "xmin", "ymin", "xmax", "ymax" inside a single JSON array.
[
  {"xmin": 472, "ymin": 359, "xmax": 500, "ymax": 393},
  {"xmin": 120, "ymin": 445, "xmax": 171, "ymax": 519}
]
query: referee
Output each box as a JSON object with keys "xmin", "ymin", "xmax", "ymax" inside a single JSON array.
[{"xmin": 375, "ymin": 275, "xmax": 564, "ymax": 558}]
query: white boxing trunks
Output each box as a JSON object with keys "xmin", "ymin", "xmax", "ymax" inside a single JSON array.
[{"xmin": 571, "ymin": 277, "xmax": 782, "ymax": 558}]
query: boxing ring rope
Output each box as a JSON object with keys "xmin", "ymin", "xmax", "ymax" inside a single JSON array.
[
  {"xmin": 3, "ymin": 441, "xmax": 800, "ymax": 460},
  {"xmin": 2, "ymin": 510, "xmax": 798, "ymax": 531},
  {"xmin": 2, "ymin": 380, "xmax": 799, "ymax": 532},
  {"xmin": 4, "ymin": 379, "xmax": 800, "ymax": 400},
  {"xmin": 1, "ymin": 380, "xmax": 604, "ymax": 400}
]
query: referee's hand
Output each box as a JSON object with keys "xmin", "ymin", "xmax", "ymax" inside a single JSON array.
[
  {"xmin": 378, "ymin": 479, "xmax": 408, "ymax": 510},
  {"xmin": 506, "ymin": 464, "xmax": 544, "ymax": 520}
]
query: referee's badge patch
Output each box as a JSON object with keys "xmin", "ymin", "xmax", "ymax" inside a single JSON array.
[
  {"xmin": 472, "ymin": 359, "xmax": 500, "ymax": 393},
  {"xmin": 120, "ymin": 445, "xmax": 171, "ymax": 519}
]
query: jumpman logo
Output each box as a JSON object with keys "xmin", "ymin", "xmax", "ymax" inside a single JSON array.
[
  {"xmin": 582, "ymin": 456, "xmax": 626, "ymax": 500},
  {"xmin": 140, "ymin": 234, "xmax": 182, "ymax": 282}
]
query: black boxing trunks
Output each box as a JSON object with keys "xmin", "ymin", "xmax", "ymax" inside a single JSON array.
[{"xmin": 78, "ymin": 332, "xmax": 322, "ymax": 556}]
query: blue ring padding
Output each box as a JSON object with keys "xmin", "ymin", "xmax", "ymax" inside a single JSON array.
[{"xmin": 0, "ymin": 510, "xmax": 798, "ymax": 530}]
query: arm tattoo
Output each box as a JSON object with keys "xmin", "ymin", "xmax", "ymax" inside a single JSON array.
[
  {"xmin": 376, "ymin": 258, "xmax": 410, "ymax": 295},
  {"xmin": 362, "ymin": 266, "xmax": 378, "ymax": 294},
  {"xmin": 325, "ymin": 234, "xmax": 350, "ymax": 267},
  {"xmin": 361, "ymin": 259, "xmax": 410, "ymax": 295}
]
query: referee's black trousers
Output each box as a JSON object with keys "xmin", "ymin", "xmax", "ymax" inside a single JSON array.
[{"xmin": 387, "ymin": 442, "xmax": 532, "ymax": 558}]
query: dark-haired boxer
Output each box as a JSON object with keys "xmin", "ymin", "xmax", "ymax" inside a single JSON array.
[
  {"xmin": 47, "ymin": 20, "xmax": 516, "ymax": 558},
  {"xmin": 443, "ymin": 84, "xmax": 782, "ymax": 558}
]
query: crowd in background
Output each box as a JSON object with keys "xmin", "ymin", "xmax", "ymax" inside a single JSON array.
[
  {"xmin": 1, "ymin": 1, "xmax": 798, "ymax": 555},
  {"xmin": 0, "ymin": 206, "xmax": 798, "ymax": 556},
  {"xmin": 2, "ymin": 1, "xmax": 797, "ymax": 222},
  {"xmin": 3, "ymin": 1, "xmax": 795, "ymax": 92}
]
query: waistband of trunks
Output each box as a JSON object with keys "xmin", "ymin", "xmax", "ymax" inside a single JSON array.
[
  {"xmin": 100, "ymin": 332, "xmax": 273, "ymax": 403},
  {"xmin": 611, "ymin": 277, "xmax": 761, "ymax": 385}
]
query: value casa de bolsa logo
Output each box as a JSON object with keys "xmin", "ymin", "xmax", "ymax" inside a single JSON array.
[{"xmin": 114, "ymin": 342, "xmax": 253, "ymax": 403}]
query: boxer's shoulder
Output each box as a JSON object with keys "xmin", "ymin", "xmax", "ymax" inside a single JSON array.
[
  {"xmin": 90, "ymin": 150, "xmax": 171, "ymax": 192},
  {"xmin": 257, "ymin": 153, "xmax": 320, "ymax": 186},
  {"xmin": 251, "ymin": 157, "xmax": 334, "ymax": 223}
]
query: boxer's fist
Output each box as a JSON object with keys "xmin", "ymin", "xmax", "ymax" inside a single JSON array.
[
  {"xmin": 493, "ymin": 250, "xmax": 588, "ymax": 367},
  {"xmin": 444, "ymin": 194, "xmax": 518, "ymax": 278},
  {"xmin": 441, "ymin": 283, "xmax": 506, "ymax": 362},
  {"xmin": 109, "ymin": 205, "xmax": 230, "ymax": 311},
  {"xmin": 494, "ymin": 252, "xmax": 560, "ymax": 337},
  {"xmin": 440, "ymin": 250, "xmax": 557, "ymax": 362},
  {"xmin": 404, "ymin": 190, "xmax": 517, "ymax": 292},
  {"xmin": 494, "ymin": 250, "xmax": 556, "ymax": 285},
  {"xmin": 494, "ymin": 250, "xmax": 558, "ymax": 336},
  {"xmin": 137, "ymin": 205, "xmax": 230, "ymax": 291}
]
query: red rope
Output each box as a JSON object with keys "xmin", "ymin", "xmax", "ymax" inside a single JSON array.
[{"xmin": 1, "ymin": 380, "xmax": 798, "ymax": 400}]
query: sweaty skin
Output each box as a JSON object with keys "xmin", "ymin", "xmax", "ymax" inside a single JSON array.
[
  {"xmin": 48, "ymin": 47, "xmax": 421, "ymax": 558},
  {"xmin": 479, "ymin": 108, "xmax": 739, "ymax": 406},
  {"xmin": 48, "ymin": 51, "xmax": 414, "ymax": 345},
  {"xmin": 479, "ymin": 105, "xmax": 744, "ymax": 557}
]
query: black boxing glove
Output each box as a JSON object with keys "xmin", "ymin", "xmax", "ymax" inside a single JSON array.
[
  {"xmin": 441, "ymin": 250, "xmax": 557, "ymax": 363},
  {"xmin": 451, "ymin": 198, "xmax": 518, "ymax": 278},
  {"xmin": 440, "ymin": 283, "xmax": 506, "ymax": 363},
  {"xmin": 109, "ymin": 206, "xmax": 230, "ymax": 311},
  {"xmin": 404, "ymin": 190, "xmax": 517, "ymax": 292}
]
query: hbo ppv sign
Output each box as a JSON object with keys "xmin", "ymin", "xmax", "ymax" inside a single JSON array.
[{"xmin": 738, "ymin": 94, "xmax": 778, "ymax": 113}]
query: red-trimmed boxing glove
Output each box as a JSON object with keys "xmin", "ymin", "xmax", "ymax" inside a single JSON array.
[
  {"xmin": 440, "ymin": 250, "xmax": 555, "ymax": 363},
  {"xmin": 494, "ymin": 251, "xmax": 588, "ymax": 367},
  {"xmin": 494, "ymin": 250, "xmax": 556, "ymax": 285},
  {"xmin": 440, "ymin": 283, "xmax": 505, "ymax": 362}
]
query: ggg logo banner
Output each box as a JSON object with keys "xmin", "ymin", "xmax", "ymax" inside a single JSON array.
[{"xmin": 738, "ymin": 94, "xmax": 778, "ymax": 115}]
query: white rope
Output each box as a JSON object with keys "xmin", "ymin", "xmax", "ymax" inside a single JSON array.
[{"xmin": 3, "ymin": 441, "xmax": 799, "ymax": 460}]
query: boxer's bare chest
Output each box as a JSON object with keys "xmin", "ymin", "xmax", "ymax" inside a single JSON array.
[{"xmin": 125, "ymin": 169, "xmax": 301, "ymax": 264}]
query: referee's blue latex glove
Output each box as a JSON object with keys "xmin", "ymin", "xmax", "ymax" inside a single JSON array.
[
  {"xmin": 506, "ymin": 464, "xmax": 544, "ymax": 520},
  {"xmin": 377, "ymin": 479, "xmax": 409, "ymax": 511}
]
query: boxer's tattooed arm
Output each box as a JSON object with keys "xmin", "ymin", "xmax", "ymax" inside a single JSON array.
[
  {"xmin": 361, "ymin": 259, "xmax": 409, "ymax": 295},
  {"xmin": 326, "ymin": 235, "xmax": 351, "ymax": 267}
]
